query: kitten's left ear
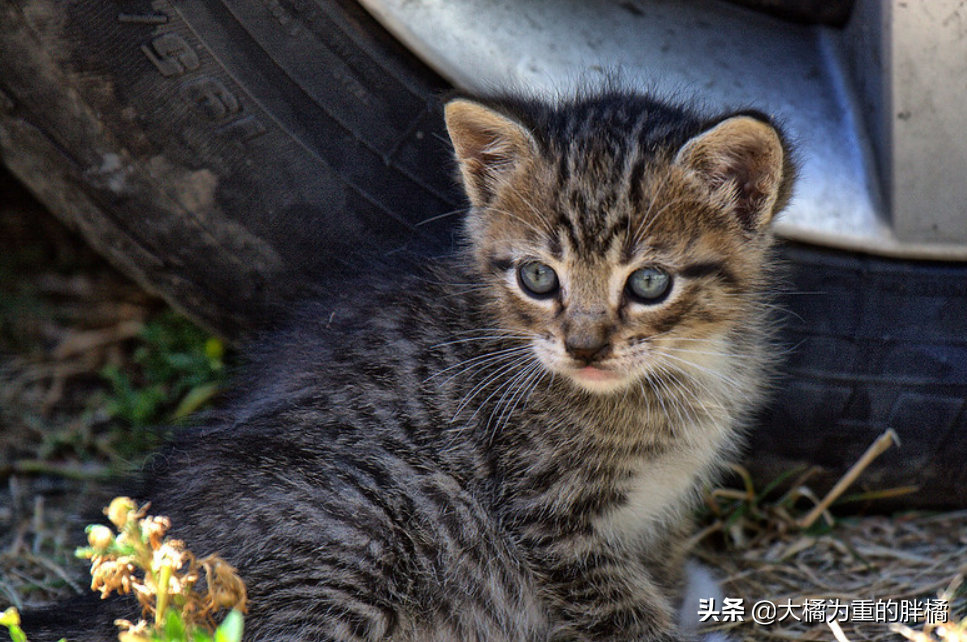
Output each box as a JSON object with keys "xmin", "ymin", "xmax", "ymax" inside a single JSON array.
[
  {"xmin": 445, "ymin": 99, "xmax": 538, "ymax": 209},
  {"xmin": 675, "ymin": 115, "xmax": 788, "ymax": 231}
]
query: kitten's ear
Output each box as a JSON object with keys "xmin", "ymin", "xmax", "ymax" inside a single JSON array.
[
  {"xmin": 444, "ymin": 99, "xmax": 538, "ymax": 208},
  {"xmin": 675, "ymin": 115, "xmax": 787, "ymax": 231}
]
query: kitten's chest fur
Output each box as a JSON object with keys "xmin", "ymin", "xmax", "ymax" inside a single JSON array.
[
  {"xmin": 462, "ymin": 364, "xmax": 738, "ymax": 546},
  {"xmin": 595, "ymin": 418, "xmax": 728, "ymax": 544}
]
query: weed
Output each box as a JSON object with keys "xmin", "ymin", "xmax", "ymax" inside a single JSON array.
[
  {"xmin": 2, "ymin": 498, "xmax": 247, "ymax": 642},
  {"xmin": 101, "ymin": 311, "xmax": 227, "ymax": 456},
  {"xmin": 693, "ymin": 429, "xmax": 912, "ymax": 551},
  {"xmin": 1, "ymin": 607, "xmax": 26, "ymax": 642}
]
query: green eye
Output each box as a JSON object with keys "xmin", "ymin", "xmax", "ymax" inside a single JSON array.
[
  {"xmin": 517, "ymin": 262, "xmax": 559, "ymax": 298},
  {"xmin": 627, "ymin": 267, "xmax": 671, "ymax": 303}
]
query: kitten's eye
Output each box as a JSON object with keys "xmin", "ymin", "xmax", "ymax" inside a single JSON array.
[
  {"xmin": 517, "ymin": 262, "xmax": 559, "ymax": 298},
  {"xmin": 626, "ymin": 268, "xmax": 671, "ymax": 303}
]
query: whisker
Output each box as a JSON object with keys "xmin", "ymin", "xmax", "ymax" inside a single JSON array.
[
  {"xmin": 456, "ymin": 354, "xmax": 535, "ymax": 426},
  {"xmin": 416, "ymin": 207, "xmax": 470, "ymax": 226},
  {"xmin": 660, "ymin": 346, "xmax": 763, "ymax": 362},
  {"xmin": 488, "ymin": 360, "xmax": 536, "ymax": 427},
  {"xmin": 449, "ymin": 349, "xmax": 533, "ymax": 418},
  {"xmin": 431, "ymin": 334, "xmax": 531, "ymax": 349},
  {"xmin": 428, "ymin": 346, "xmax": 533, "ymax": 386},
  {"xmin": 488, "ymin": 360, "xmax": 544, "ymax": 440},
  {"xmin": 655, "ymin": 352, "xmax": 748, "ymax": 406},
  {"xmin": 501, "ymin": 360, "xmax": 545, "ymax": 422},
  {"xmin": 492, "ymin": 364, "xmax": 547, "ymax": 443}
]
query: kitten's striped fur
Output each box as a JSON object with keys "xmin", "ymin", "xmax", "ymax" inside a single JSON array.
[{"xmin": 41, "ymin": 90, "xmax": 793, "ymax": 642}]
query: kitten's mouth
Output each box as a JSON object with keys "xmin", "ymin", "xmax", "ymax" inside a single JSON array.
[
  {"xmin": 575, "ymin": 366, "xmax": 615, "ymax": 381},
  {"xmin": 570, "ymin": 365, "xmax": 628, "ymax": 392}
]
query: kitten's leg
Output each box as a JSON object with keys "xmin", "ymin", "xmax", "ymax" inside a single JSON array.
[
  {"xmin": 384, "ymin": 471, "xmax": 548, "ymax": 642},
  {"xmin": 540, "ymin": 550, "xmax": 687, "ymax": 642},
  {"xmin": 168, "ymin": 465, "xmax": 545, "ymax": 642}
]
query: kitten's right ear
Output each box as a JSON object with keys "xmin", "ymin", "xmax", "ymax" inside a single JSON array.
[{"xmin": 444, "ymin": 99, "xmax": 537, "ymax": 208}]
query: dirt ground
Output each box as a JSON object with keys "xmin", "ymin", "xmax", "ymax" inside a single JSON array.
[{"xmin": 0, "ymin": 169, "xmax": 964, "ymax": 641}]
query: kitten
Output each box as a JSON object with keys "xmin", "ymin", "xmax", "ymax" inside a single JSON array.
[{"xmin": 29, "ymin": 89, "xmax": 793, "ymax": 642}]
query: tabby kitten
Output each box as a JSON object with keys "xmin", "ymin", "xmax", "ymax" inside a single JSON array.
[{"xmin": 37, "ymin": 89, "xmax": 793, "ymax": 642}]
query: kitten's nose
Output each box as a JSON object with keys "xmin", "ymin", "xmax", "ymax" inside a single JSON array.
[{"xmin": 565, "ymin": 337, "xmax": 610, "ymax": 364}]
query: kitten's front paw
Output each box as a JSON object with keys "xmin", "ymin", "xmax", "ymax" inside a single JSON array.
[{"xmin": 677, "ymin": 561, "xmax": 735, "ymax": 642}]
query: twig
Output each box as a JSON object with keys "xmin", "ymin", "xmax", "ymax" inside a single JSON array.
[
  {"xmin": 11, "ymin": 460, "xmax": 115, "ymax": 481},
  {"xmin": 828, "ymin": 618, "xmax": 852, "ymax": 642},
  {"xmin": 21, "ymin": 553, "xmax": 85, "ymax": 595},
  {"xmin": 798, "ymin": 429, "xmax": 899, "ymax": 529}
]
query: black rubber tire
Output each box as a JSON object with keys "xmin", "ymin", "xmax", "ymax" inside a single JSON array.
[
  {"xmin": 1, "ymin": 0, "xmax": 965, "ymax": 507},
  {"xmin": 0, "ymin": 0, "xmax": 460, "ymax": 339},
  {"xmin": 751, "ymin": 245, "xmax": 967, "ymax": 509}
]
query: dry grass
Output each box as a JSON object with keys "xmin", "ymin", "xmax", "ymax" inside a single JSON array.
[
  {"xmin": 698, "ymin": 511, "xmax": 967, "ymax": 641},
  {"xmin": 0, "ymin": 482, "xmax": 92, "ymax": 610},
  {"xmin": 691, "ymin": 434, "xmax": 967, "ymax": 641}
]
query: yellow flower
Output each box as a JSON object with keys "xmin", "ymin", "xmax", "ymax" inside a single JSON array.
[
  {"xmin": 106, "ymin": 497, "xmax": 139, "ymax": 529},
  {"xmin": 0, "ymin": 607, "xmax": 21, "ymax": 628},
  {"xmin": 87, "ymin": 525, "xmax": 115, "ymax": 550},
  {"xmin": 152, "ymin": 542, "xmax": 188, "ymax": 575},
  {"xmin": 79, "ymin": 497, "xmax": 250, "ymax": 640},
  {"xmin": 140, "ymin": 516, "xmax": 172, "ymax": 552},
  {"xmin": 90, "ymin": 558, "xmax": 136, "ymax": 598},
  {"xmin": 114, "ymin": 618, "xmax": 151, "ymax": 642}
]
